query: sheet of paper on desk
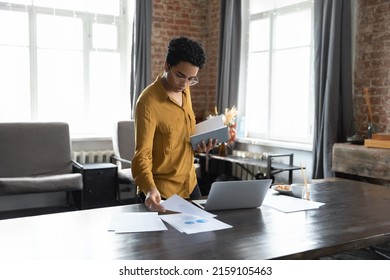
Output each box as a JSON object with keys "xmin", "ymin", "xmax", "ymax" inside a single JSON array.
[
  {"xmin": 262, "ymin": 192, "xmax": 325, "ymax": 213},
  {"xmin": 160, "ymin": 213, "xmax": 232, "ymax": 234},
  {"xmin": 108, "ymin": 212, "xmax": 168, "ymax": 233},
  {"xmin": 161, "ymin": 194, "xmax": 216, "ymax": 218},
  {"xmin": 160, "ymin": 195, "xmax": 232, "ymax": 234}
]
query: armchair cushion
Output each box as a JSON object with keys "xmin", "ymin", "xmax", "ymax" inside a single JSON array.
[
  {"xmin": 0, "ymin": 174, "xmax": 82, "ymax": 195},
  {"xmin": 0, "ymin": 122, "xmax": 73, "ymax": 177}
]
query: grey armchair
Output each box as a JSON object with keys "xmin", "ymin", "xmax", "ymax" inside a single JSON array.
[
  {"xmin": 111, "ymin": 120, "xmax": 137, "ymax": 203},
  {"xmin": 111, "ymin": 120, "xmax": 203, "ymax": 203},
  {"xmin": 0, "ymin": 122, "xmax": 83, "ymax": 209}
]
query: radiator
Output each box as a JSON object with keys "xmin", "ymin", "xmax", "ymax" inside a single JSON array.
[{"xmin": 72, "ymin": 150, "xmax": 114, "ymax": 164}]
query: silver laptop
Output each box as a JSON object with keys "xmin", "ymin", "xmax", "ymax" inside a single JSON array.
[{"xmin": 196, "ymin": 179, "xmax": 272, "ymax": 211}]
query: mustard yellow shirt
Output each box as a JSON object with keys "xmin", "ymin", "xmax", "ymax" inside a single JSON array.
[{"xmin": 131, "ymin": 75, "xmax": 197, "ymax": 199}]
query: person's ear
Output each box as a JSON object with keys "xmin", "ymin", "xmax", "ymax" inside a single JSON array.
[{"xmin": 163, "ymin": 62, "xmax": 170, "ymax": 72}]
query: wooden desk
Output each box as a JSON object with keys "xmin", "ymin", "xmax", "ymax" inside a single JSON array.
[{"xmin": 0, "ymin": 178, "xmax": 389, "ymax": 260}]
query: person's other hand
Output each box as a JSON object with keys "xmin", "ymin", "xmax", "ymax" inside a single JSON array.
[
  {"xmin": 145, "ymin": 188, "xmax": 165, "ymax": 212},
  {"xmin": 196, "ymin": 138, "xmax": 218, "ymax": 153}
]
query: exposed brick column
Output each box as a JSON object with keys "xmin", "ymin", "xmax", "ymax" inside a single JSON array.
[
  {"xmin": 354, "ymin": 0, "xmax": 390, "ymax": 135},
  {"xmin": 150, "ymin": 0, "xmax": 220, "ymax": 122}
]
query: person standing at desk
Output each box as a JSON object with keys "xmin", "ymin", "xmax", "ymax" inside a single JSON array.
[{"xmin": 132, "ymin": 36, "xmax": 216, "ymax": 212}]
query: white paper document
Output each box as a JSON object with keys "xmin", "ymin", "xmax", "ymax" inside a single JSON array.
[
  {"xmin": 160, "ymin": 213, "xmax": 232, "ymax": 234},
  {"xmin": 161, "ymin": 194, "xmax": 216, "ymax": 218},
  {"xmin": 108, "ymin": 212, "xmax": 168, "ymax": 233},
  {"xmin": 160, "ymin": 194, "xmax": 232, "ymax": 234},
  {"xmin": 262, "ymin": 192, "xmax": 325, "ymax": 213},
  {"xmin": 108, "ymin": 195, "xmax": 232, "ymax": 234}
]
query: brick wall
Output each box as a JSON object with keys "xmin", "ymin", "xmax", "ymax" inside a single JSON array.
[
  {"xmin": 354, "ymin": 0, "xmax": 390, "ymax": 135},
  {"xmin": 151, "ymin": 0, "xmax": 220, "ymax": 122}
]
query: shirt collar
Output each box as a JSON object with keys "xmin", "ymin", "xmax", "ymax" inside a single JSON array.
[{"xmin": 155, "ymin": 74, "xmax": 189, "ymax": 103}]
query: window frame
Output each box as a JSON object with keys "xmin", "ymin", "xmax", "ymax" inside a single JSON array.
[
  {"xmin": 238, "ymin": 0, "xmax": 314, "ymax": 149},
  {"xmin": 0, "ymin": 1, "xmax": 133, "ymax": 138}
]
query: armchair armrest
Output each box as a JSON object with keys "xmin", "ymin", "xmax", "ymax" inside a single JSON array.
[
  {"xmin": 110, "ymin": 155, "xmax": 132, "ymax": 166},
  {"xmin": 72, "ymin": 160, "xmax": 83, "ymax": 171}
]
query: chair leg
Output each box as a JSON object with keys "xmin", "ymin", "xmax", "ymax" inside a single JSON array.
[
  {"xmin": 69, "ymin": 190, "xmax": 84, "ymax": 210},
  {"xmin": 117, "ymin": 184, "xmax": 122, "ymax": 202}
]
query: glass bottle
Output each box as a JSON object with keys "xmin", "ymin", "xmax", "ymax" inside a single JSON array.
[{"xmin": 367, "ymin": 123, "xmax": 377, "ymax": 139}]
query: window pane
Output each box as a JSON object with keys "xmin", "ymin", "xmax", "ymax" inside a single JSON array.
[
  {"xmin": 269, "ymin": 47, "xmax": 310, "ymax": 141},
  {"xmin": 274, "ymin": 9, "xmax": 311, "ymax": 49},
  {"xmin": 275, "ymin": 0, "xmax": 310, "ymax": 9},
  {"xmin": 37, "ymin": 14, "xmax": 82, "ymax": 50},
  {"xmin": 88, "ymin": 51, "xmax": 121, "ymax": 135},
  {"xmin": 0, "ymin": 46, "xmax": 30, "ymax": 121},
  {"xmin": 245, "ymin": 52, "xmax": 269, "ymax": 137},
  {"xmin": 243, "ymin": 0, "xmax": 313, "ymax": 144},
  {"xmin": 249, "ymin": 19, "xmax": 270, "ymax": 52},
  {"xmin": 250, "ymin": 0, "xmax": 308, "ymax": 14},
  {"xmin": 92, "ymin": 23, "xmax": 117, "ymax": 50},
  {"xmin": 9, "ymin": 0, "xmax": 119, "ymax": 14},
  {"xmin": 86, "ymin": 0, "xmax": 120, "ymax": 16},
  {"xmin": 0, "ymin": 0, "xmax": 133, "ymax": 138},
  {"xmin": 37, "ymin": 49, "xmax": 84, "ymax": 126},
  {"xmin": 34, "ymin": 0, "xmax": 86, "ymax": 11},
  {"xmin": 6, "ymin": 0, "xmax": 32, "ymax": 5},
  {"xmin": 0, "ymin": 10, "xmax": 29, "ymax": 46},
  {"xmin": 249, "ymin": 0, "xmax": 274, "ymax": 14}
]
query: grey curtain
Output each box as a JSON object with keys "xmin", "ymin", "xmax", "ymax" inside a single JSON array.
[
  {"xmin": 130, "ymin": 0, "xmax": 152, "ymax": 118},
  {"xmin": 312, "ymin": 0, "xmax": 355, "ymax": 179},
  {"xmin": 216, "ymin": 0, "xmax": 242, "ymax": 113}
]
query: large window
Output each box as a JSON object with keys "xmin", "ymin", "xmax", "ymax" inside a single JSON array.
[
  {"xmin": 0, "ymin": 0, "xmax": 134, "ymax": 138},
  {"xmin": 239, "ymin": 0, "xmax": 314, "ymax": 146}
]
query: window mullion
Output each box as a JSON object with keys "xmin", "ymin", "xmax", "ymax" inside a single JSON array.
[
  {"xmin": 83, "ymin": 15, "xmax": 91, "ymax": 122},
  {"xmin": 267, "ymin": 12, "xmax": 274, "ymax": 140},
  {"xmin": 118, "ymin": 16, "xmax": 131, "ymax": 116},
  {"xmin": 29, "ymin": 6, "xmax": 37, "ymax": 120}
]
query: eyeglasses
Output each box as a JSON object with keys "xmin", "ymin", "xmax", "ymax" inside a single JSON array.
[{"xmin": 170, "ymin": 68, "xmax": 199, "ymax": 86}]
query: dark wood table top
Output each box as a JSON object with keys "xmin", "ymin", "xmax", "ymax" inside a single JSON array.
[{"xmin": 0, "ymin": 178, "xmax": 389, "ymax": 260}]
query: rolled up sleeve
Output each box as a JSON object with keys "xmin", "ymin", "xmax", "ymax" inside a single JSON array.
[{"xmin": 131, "ymin": 99, "xmax": 157, "ymax": 194}]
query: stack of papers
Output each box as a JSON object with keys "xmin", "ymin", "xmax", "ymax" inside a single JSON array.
[{"xmin": 108, "ymin": 195, "xmax": 232, "ymax": 234}]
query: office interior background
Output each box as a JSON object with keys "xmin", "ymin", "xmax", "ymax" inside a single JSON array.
[{"xmin": 0, "ymin": 0, "xmax": 389, "ymax": 211}]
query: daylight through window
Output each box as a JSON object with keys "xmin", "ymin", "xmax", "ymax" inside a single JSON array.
[
  {"xmin": 239, "ymin": 0, "xmax": 314, "ymax": 145},
  {"xmin": 0, "ymin": 0, "xmax": 134, "ymax": 137}
]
